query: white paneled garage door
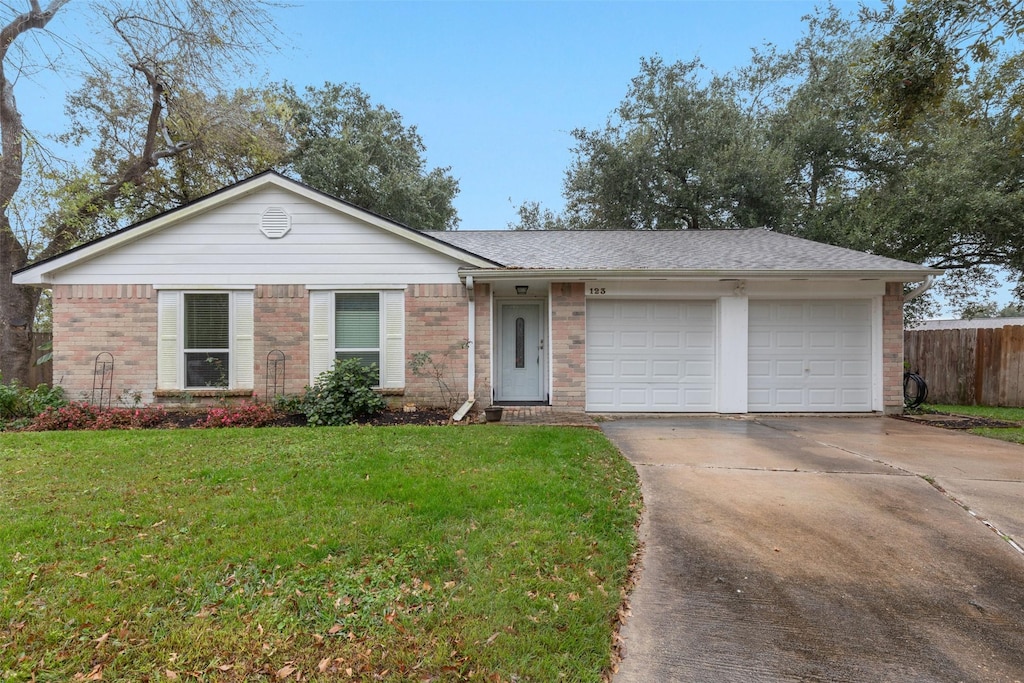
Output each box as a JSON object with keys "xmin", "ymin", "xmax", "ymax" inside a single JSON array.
[
  {"xmin": 748, "ymin": 300, "xmax": 872, "ymax": 412},
  {"xmin": 586, "ymin": 300, "xmax": 716, "ymax": 411}
]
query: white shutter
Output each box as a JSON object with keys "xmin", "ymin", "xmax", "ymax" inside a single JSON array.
[
  {"xmin": 309, "ymin": 290, "xmax": 333, "ymax": 382},
  {"xmin": 233, "ymin": 291, "xmax": 255, "ymax": 390},
  {"xmin": 382, "ymin": 289, "xmax": 405, "ymax": 389},
  {"xmin": 157, "ymin": 291, "xmax": 180, "ymax": 390}
]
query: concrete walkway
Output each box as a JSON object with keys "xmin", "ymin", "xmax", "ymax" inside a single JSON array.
[{"xmin": 602, "ymin": 416, "xmax": 1024, "ymax": 682}]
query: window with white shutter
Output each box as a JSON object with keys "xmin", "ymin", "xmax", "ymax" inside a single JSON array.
[
  {"xmin": 308, "ymin": 289, "xmax": 405, "ymax": 388},
  {"xmin": 156, "ymin": 290, "xmax": 254, "ymax": 391}
]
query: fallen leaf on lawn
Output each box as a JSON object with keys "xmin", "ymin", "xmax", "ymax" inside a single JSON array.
[
  {"xmin": 484, "ymin": 632, "xmax": 500, "ymax": 645},
  {"xmin": 276, "ymin": 664, "xmax": 296, "ymax": 679},
  {"xmin": 73, "ymin": 572, "xmax": 89, "ymax": 579},
  {"xmin": 217, "ymin": 664, "xmax": 233, "ymax": 671},
  {"xmin": 165, "ymin": 671, "xmax": 178, "ymax": 680},
  {"xmin": 318, "ymin": 658, "xmax": 330, "ymax": 673},
  {"xmin": 328, "ymin": 624, "xmax": 344, "ymax": 635},
  {"xmin": 94, "ymin": 632, "xmax": 109, "ymax": 648}
]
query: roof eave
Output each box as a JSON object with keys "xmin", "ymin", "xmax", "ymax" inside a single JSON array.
[{"xmin": 457, "ymin": 267, "xmax": 943, "ymax": 282}]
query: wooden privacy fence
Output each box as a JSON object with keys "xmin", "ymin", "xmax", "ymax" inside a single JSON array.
[
  {"xmin": 905, "ymin": 326, "xmax": 1024, "ymax": 406},
  {"xmin": 27, "ymin": 332, "xmax": 53, "ymax": 389}
]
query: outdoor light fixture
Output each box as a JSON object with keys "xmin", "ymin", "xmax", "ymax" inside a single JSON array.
[{"xmin": 515, "ymin": 285, "xmax": 529, "ymax": 295}]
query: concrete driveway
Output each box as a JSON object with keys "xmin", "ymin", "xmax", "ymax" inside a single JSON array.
[{"xmin": 601, "ymin": 416, "xmax": 1024, "ymax": 682}]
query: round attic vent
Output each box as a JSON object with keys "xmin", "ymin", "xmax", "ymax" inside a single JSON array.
[{"xmin": 260, "ymin": 206, "xmax": 291, "ymax": 239}]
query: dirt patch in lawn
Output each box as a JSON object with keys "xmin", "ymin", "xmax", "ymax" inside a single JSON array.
[{"xmin": 895, "ymin": 412, "xmax": 1019, "ymax": 430}]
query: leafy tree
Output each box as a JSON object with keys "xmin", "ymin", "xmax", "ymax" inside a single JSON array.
[
  {"xmin": 508, "ymin": 200, "xmax": 570, "ymax": 231},
  {"xmin": 562, "ymin": 57, "xmax": 789, "ymax": 231},
  {"xmin": 0, "ymin": 0, "xmax": 281, "ymax": 386},
  {"xmin": 280, "ymin": 82, "xmax": 460, "ymax": 230},
  {"xmin": 864, "ymin": 0, "xmax": 1024, "ymax": 131}
]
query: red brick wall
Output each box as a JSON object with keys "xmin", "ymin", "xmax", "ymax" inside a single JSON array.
[
  {"xmin": 254, "ymin": 285, "xmax": 308, "ymax": 399},
  {"xmin": 52, "ymin": 285, "xmax": 158, "ymax": 404},
  {"xmin": 550, "ymin": 282, "xmax": 586, "ymax": 409},
  {"xmin": 404, "ymin": 284, "xmax": 471, "ymax": 409},
  {"xmin": 473, "ymin": 283, "xmax": 492, "ymax": 408},
  {"xmin": 883, "ymin": 282, "xmax": 905, "ymax": 414}
]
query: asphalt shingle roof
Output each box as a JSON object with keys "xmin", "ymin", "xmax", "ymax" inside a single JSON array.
[{"xmin": 432, "ymin": 228, "xmax": 934, "ymax": 274}]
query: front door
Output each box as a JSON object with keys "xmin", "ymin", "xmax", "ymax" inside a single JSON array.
[{"xmin": 497, "ymin": 301, "xmax": 545, "ymax": 402}]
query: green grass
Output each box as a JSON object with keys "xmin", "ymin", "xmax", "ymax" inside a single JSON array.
[
  {"xmin": 925, "ymin": 403, "xmax": 1024, "ymax": 422},
  {"xmin": 0, "ymin": 426, "xmax": 641, "ymax": 682},
  {"xmin": 924, "ymin": 404, "xmax": 1024, "ymax": 444}
]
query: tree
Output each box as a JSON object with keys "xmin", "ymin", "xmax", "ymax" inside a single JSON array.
[
  {"xmin": 0, "ymin": 1, "xmax": 280, "ymax": 385},
  {"xmin": 864, "ymin": 0, "xmax": 1024, "ymax": 131},
  {"xmin": 559, "ymin": 57, "xmax": 789, "ymax": 231},
  {"xmin": 280, "ymin": 82, "xmax": 459, "ymax": 230}
]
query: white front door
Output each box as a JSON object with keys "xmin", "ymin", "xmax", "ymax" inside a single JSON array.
[{"xmin": 497, "ymin": 301, "xmax": 545, "ymax": 402}]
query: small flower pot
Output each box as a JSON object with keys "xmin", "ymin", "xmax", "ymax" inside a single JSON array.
[{"xmin": 484, "ymin": 406, "xmax": 504, "ymax": 423}]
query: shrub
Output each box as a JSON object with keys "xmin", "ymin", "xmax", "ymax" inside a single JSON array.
[
  {"xmin": 0, "ymin": 380, "xmax": 66, "ymax": 420},
  {"xmin": 27, "ymin": 403, "xmax": 167, "ymax": 431},
  {"xmin": 194, "ymin": 401, "xmax": 280, "ymax": 428},
  {"xmin": 303, "ymin": 359, "xmax": 386, "ymax": 426}
]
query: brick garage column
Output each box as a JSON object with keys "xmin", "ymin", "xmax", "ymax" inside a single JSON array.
[
  {"xmin": 550, "ymin": 282, "xmax": 586, "ymax": 409},
  {"xmin": 473, "ymin": 283, "xmax": 492, "ymax": 407},
  {"xmin": 883, "ymin": 282, "xmax": 905, "ymax": 414},
  {"xmin": 253, "ymin": 285, "xmax": 309, "ymax": 398},
  {"xmin": 52, "ymin": 285, "xmax": 157, "ymax": 403}
]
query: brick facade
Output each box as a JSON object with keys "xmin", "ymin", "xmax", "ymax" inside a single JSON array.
[
  {"xmin": 883, "ymin": 282, "xmax": 905, "ymax": 414},
  {"xmin": 404, "ymin": 284, "xmax": 472, "ymax": 409},
  {"xmin": 549, "ymin": 282, "xmax": 586, "ymax": 409},
  {"xmin": 473, "ymin": 283, "xmax": 492, "ymax": 408},
  {"xmin": 253, "ymin": 285, "xmax": 309, "ymax": 399},
  {"xmin": 53, "ymin": 285, "xmax": 158, "ymax": 404}
]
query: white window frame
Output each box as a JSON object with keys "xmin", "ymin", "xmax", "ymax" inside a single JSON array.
[
  {"xmin": 308, "ymin": 287, "xmax": 405, "ymax": 389},
  {"xmin": 182, "ymin": 292, "xmax": 233, "ymax": 390},
  {"xmin": 332, "ymin": 291, "xmax": 384, "ymax": 371},
  {"xmin": 156, "ymin": 288, "xmax": 255, "ymax": 392}
]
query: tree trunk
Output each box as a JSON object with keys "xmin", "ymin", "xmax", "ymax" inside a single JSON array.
[{"xmin": 0, "ymin": 216, "xmax": 39, "ymax": 385}]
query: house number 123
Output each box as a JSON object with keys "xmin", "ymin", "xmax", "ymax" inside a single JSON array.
[{"xmin": 588, "ymin": 287, "xmax": 607, "ymax": 295}]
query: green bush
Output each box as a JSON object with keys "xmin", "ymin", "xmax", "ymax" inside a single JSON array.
[
  {"xmin": 0, "ymin": 379, "xmax": 66, "ymax": 421},
  {"xmin": 302, "ymin": 358, "xmax": 386, "ymax": 426}
]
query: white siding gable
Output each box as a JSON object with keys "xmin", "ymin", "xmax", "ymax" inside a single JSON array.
[{"xmin": 42, "ymin": 186, "xmax": 471, "ymax": 287}]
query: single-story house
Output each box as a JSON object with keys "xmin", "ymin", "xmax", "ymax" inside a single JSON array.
[{"xmin": 13, "ymin": 171, "xmax": 938, "ymax": 414}]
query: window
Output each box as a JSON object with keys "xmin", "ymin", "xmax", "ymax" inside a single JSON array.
[
  {"xmin": 184, "ymin": 293, "xmax": 230, "ymax": 388},
  {"xmin": 335, "ymin": 292, "xmax": 380, "ymax": 370},
  {"xmin": 308, "ymin": 289, "xmax": 405, "ymax": 389},
  {"xmin": 156, "ymin": 289, "xmax": 254, "ymax": 393}
]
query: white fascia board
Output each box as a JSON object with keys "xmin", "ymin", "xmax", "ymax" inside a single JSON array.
[
  {"xmin": 459, "ymin": 268, "xmax": 942, "ymax": 282},
  {"xmin": 13, "ymin": 174, "xmax": 497, "ymax": 286}
]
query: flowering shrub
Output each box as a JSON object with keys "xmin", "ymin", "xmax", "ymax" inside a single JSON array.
[
  {"xmin": 193, "ymin": 401, "xmax": 280, "ymax": 428},
  {"xmin": 27, "ymin": 403, "xmax": 167, "ymax": 431}
]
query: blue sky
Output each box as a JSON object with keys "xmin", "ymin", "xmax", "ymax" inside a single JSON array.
[
  {"xmin": 22, "ymin": 1, "xmax": 879, "ymax": 230},
  {"xmin": 258, "ymin": 0, "xmax": 877, "ymax": 231}
]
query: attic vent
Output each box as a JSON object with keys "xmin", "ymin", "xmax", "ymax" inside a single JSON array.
[{"xmin": 260, "ymin": 206, "xmax": 291, "ymax": 239}]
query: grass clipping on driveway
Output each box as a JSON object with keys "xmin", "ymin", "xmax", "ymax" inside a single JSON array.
[{"xmin": 0, "ymin": 426, "xmax": 640, "ymax": 682}]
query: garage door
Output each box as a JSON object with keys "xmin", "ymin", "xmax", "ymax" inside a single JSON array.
[
  {"xmin": 586, "ymin": 300, "xmax": 716, "ymax": 411},
  {"xmin": 748, "ymin": 300, "xmax": 872, "ymax": 412}
]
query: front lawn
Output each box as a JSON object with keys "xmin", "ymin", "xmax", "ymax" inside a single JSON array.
[
  {"xmin": 0, "ymin": 426, "xmax": 640, "ymax": 682},
  {"xmin": 924, "ymin": 404, "xmax": 1024, "ymax": 444}
]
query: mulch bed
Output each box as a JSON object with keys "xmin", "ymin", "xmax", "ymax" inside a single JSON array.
[
  {"xmin": 896, "ymin": 412, "xmax": 1020, "ymax": 430},
  {"xmin": 157, "ymin": 408, "xmax": 458, "ymax": 429}
]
